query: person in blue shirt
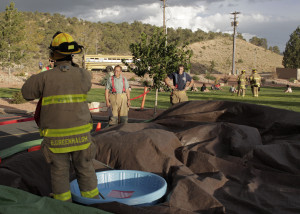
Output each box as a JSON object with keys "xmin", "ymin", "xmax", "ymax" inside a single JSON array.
[{"xmin": 164, "ymin": 64, "xmax": 194, "ymax": 105}]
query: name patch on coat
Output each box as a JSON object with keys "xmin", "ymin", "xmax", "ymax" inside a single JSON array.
[{"xmin": 50, "ymin": 135, "xmax": 88, "ymax": 146}]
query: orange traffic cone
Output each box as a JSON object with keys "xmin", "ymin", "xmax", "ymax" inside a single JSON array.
[{"xmin": 95, "ymin": 122, "xmax": 101, "ymax": 132}]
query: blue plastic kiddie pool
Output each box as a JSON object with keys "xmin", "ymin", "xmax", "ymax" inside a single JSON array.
[{"xmin": 70, "ymin": 170, "xmax": 167, "ymax": 206}]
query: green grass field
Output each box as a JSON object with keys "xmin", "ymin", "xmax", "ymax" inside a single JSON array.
[{"xmin": 1, "ymin": 86, "xmax": 300, "ymax": 112}]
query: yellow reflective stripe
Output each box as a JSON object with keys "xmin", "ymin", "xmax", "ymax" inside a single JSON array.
[
  {"xmin": 42, "ymin": 94, "xmax": 87, "ymax": 106},
  {"xmin": 49, "ymin": 143, "xmax": 90, "ymax": 153},
  {"xmin": 81, "ymin": 187, "xmax": 99, "ymax": 198},
  {"xmin": 40, "ymin": 123, "xmax": 93, "ymax": 137},
  {"xmin": 53, "ymin": 191, "xmax": 71, "ymax": 201}
]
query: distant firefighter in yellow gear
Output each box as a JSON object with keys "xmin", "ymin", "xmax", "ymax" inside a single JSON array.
[
  {"xmin": 249, "ymin": 69, "xmax": 261, "ymax": 97},
  {"xmin": 237, "ymin": 70, "xmax": 247, "ymax": 97}
]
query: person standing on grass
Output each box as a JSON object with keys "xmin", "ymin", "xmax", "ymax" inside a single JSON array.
[
  {"xmin": 22, "ymin": 31, "xmax": 99, "ymax": 202},
  {"xmin": 237, "ymin": 70, "xmax": 247, "ymax": 97},
  {"xmin": 165, "ymin": 64, "xmax": 194, "ymax": 105},
  {"xmin": 105, "ymin": 65, "xmax": 131, "ymax": 125},
  {"xmin": 249, "ymin": 69, "xmax": 261, "ymax": 97}
]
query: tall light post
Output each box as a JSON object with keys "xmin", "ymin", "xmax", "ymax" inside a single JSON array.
[
  {"xmin": 160, "ymin": 0, "xmax": 167, "ymax": 35},
  {"xmin": 231, "ymin": 11, "xmax": 240, "ymax": 75}
]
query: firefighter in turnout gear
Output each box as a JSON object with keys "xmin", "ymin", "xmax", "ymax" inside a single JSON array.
[
  {"xmin": 105, "ymin": 65, "xmax": 130, "ymax": 126},
  {"xmin": 249, "ymin": 69, "xmax": 261, "ymax": 97},
  {"xmin": 21, "ymin": 32, "xmax": 99, "ymax": 202},
  {"xmin": 165, "ymin": 64, "xmax": 194, "ymax": 105},
  {"xmin": 237, "ymin": 70, "xmax": 247, "ymax": 97}
]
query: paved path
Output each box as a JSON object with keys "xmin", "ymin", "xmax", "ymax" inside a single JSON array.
[
  {"xmin": 0, "ymin": 113, "xmax": 145, "ymax": 151},
  {"xmin": 0, "ymin": 114, "xmax": 110, "ymax": 151}
]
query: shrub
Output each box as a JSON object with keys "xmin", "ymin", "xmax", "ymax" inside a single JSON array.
[
  {"xmin": 14, "ymin": 72, "xmax": 26, "ymax": 77},
  {"xmin": 205, "ymin": 74, "xmax": 216, "ymax": 81},
  {"xmin": 220, "ymin": 75, "xmax": 230, "ymax": 83},
  {"xmin": 129, "ymin": 77, "xmax": 136, "ymax": 81},
  {"xmin": 192, "ymin": 75, "xmax": 200, "ymax": 81},
  {"xmin": 142, "ymin": 80, "xmax": 152, "ymax": 87},
  {"xmin": 237, "ymin": 59, "xmax": 243, "ymax": 63},
  {"xmin": 99, "ymin": 74, "xmax": 110, "ymax": 86},
  {"xmin": 10, "ymin": 91, "xmax": 27, "ymax": 104},
  {"xmin": 289, "ymin": 78, "xmax": 296, "ymax": 83},
  {"xmin": 192, "ymin": 69, "xmax": 201, "ymax": 75},
  {"xmin": 261, "ymin": 78, "xmax": 266, "ymax": 84}
]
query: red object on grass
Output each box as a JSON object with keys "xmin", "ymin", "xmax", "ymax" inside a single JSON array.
[{"xmin": 95, "ymin": 122, "xmax": 101, "ymax": 132}]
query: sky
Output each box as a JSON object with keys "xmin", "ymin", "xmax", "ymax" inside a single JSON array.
[{"xmin": 1, "ymin": 0, "xmax": 300, "ymax": 52}]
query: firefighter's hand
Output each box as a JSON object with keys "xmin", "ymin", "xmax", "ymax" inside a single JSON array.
[
  {"xmin": 171, "ymin": 85, "xmax": 176, "ymax": 90},
  {"xmin": 127, "ymin": 100, "xmax": 131, "ymax": 107},
  {"xmin": 106, "ymin": 101, "xmax": 110, "ymax": 108}
]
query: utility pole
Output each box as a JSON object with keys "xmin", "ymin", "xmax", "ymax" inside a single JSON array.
[
  {"xmin": 160, "ymin": 0, "xmax": 166, "ymax": 35},
  {"xmin": 231, "ymin": 11, "xmax": 240, "ymax": 75}
]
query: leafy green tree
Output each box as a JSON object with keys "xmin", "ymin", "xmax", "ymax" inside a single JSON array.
[
  {"xmin": 249, "ymin": 36, "xmax": 268, "ymax": 49},
  {"xmin": 123, "ymin": 29, "xmax": 192, "ymax": 113},
  {"xmin": 0, "ymin": 2, "xmax": 25, "ymax": 75},
  {"xmin": 237, "ymin": 33, "xmax": 245, "ymax": 40},
  {"xmin": 283, "ymin": 27, "xmax": 300, "ymax": 68},
  {"xmin": 209, "ymin": 60, "xmax": 216, "ymax": 72},
  {"xmin": 269, "ymin": 46, "xmax": 280, "ymax": 54}
]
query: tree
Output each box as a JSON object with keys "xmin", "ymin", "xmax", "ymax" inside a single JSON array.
[
  {"xmin": 269, "ymin": 46, "xmax": 280, "ymax": 54},
  {"xmin": 283, "ymin": 27, "xmax": 300, "ymax": 69},
  {"xmin": 0, "ymin": 2, "xmax": 25, "ymax": 75},
  {"xmin": 123, "ymin": 29, "xmax": 193, "ymax": 113},
  {"xmin": 237, "ymin": 33, "xmax": 245, "ymax": 41},
  {"xmin": 249, "ymin": 36, "xmax": 268, "ymax": 49}
]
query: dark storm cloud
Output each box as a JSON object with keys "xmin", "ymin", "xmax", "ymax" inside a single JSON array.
[{"xmin": 0, "ymin": 0, "xmax": 226, "ymax": 14}]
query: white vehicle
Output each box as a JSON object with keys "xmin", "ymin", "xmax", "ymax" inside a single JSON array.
[{"xmin": 83, "ymin": 54, "xmax": 134, "ymax": 71}]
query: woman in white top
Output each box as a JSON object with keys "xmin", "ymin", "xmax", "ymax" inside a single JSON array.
[{"xmin": 284, "ymin": 85, "xmax": 292, "ymax": 93}]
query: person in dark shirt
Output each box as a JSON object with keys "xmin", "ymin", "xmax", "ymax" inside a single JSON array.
[
  {"xmin": 200, "ymin": 83, "xmax": 209, "ymax": 92},
  {"xmin": 164, "ymin": 64, "xmax": 194, "ymax": 105}
]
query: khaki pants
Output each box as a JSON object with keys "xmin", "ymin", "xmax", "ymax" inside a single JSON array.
[
  {"xmin": 42, "ymin": 140, "xmax": 99, "ymax": 201},
  {"xmin": 109, "ymin": 93, "xmax": 128, "ymax": 125},
  {"xmin": 237, "ymin": 85, "xmax": 246, "ymax": 97},
  {"xmin": 252, "ymin": 86, "xmax": 259, "ymax": 97},
  {"xmin": 171, "ymin": 90, "xmax": 188, "ymax": 105}
]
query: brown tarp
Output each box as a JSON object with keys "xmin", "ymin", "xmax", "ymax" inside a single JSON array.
[{"xmin": 1, "ymin": 100, "xmax": 300, "ymax": 213}]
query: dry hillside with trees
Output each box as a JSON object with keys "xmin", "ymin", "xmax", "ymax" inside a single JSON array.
[{"xmin": 189, "ymin": 37, "xmax": 283, "ymax": 75}]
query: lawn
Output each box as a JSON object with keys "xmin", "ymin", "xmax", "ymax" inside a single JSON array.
[{"xmin": 1, "ymin": 86, "xmax": 300, "ymax": 112}]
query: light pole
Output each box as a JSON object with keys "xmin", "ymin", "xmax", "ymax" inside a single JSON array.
[
  {"xmin": 231, "ymin": 11, "xmax": 240, "ymax": 75},
  {"xmin": 160, "ymin": 0, "xmax": 167, "ymax": 35}
]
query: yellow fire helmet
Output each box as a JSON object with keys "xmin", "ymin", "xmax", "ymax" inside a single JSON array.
[
  {"xmin": 49, "ymin": 31, "xmax": 83, "ymax": 55},
  {"xmin": 241, "ymin": 70, "xmax": 246, "ymax": 74},
  {"xmin": 252, "ymin": 69, "xmax": 257, "ymax": 73}
]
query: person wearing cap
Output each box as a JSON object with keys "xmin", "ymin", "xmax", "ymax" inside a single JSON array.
[
  {"xmin": 237, "ymin": 70, "xmax": 247, "ymax": 97},
  {"xmin": 41, "ymin": 58, "xmax": 55, "ymax": 72},
  {"xmin": 21, "ymin": 31, "xmax": 99, "ymax": 202},
  {"xmin": 249, "ymin": 69, "xmax": 261, "ymax": 97},
  {"xmin": 105, "ymin": 65, "xmax": 130, "ymax": 125},
  {"xmin": 164, "ymin": 64, "xmax": 193, "ymax": 105}
]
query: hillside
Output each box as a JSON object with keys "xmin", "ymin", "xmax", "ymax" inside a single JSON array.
[
  {"xmin": 0, "ymin": 10, "xmax": 285, "ymax": 75},
  {"xmin": 189, "ymin": 37, "xmax": 283, "ymax": 75}
]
